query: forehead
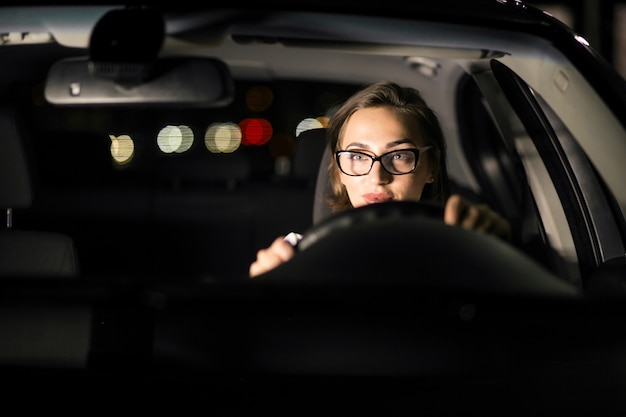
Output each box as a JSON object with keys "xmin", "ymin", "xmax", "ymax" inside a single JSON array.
[{"xmin": 341, "ymin": 106, "xmax": 422, "ymax": 146}]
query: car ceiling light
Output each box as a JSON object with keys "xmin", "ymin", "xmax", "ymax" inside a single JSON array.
[{"xmin": 0, "ymin": 32, "xmax": 53, "ymax": 45}]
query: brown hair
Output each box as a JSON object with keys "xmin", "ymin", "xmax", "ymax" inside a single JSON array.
[{"xmin": 325, "ymin": 81, "xmax": 450, "ymax": 213}]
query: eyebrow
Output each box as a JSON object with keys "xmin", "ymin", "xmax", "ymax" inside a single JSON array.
[{"xmin": 343, "ymin": 138, "xmax": 417, "ymax": 150}]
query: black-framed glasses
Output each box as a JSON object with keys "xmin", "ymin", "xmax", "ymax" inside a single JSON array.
[{"xmin": 335, "ymin": 146, "xmax": 433, "ymax": 176}]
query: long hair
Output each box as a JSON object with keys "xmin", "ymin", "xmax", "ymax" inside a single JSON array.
[{"xmin": 325, "ymin": 81, "xmax": 450, "ymax": 213}]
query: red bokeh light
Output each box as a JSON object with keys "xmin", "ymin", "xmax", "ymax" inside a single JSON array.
[{"xmin": 240, "ymin": 118, "xmax": 273, "ymax": 146}]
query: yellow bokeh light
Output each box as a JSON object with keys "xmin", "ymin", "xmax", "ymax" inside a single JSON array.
[
  {"xmin": 109, "ymin": 134, "xmax": 135, "ymax": 165},
  {"xmin": 205, "ymin": 122, "xmax": 241, "ymax": 153},
  {"xmin": 316, "ymin": 116, "xmax": 330, "ymax": 127}
]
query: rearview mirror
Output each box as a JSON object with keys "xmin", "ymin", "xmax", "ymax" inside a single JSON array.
[{"xmin": 44, "ymin": 56, "xmax": 235, "ymax": 107}]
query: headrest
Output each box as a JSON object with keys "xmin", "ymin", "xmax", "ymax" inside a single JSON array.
[
  {"xmin": 292, "ymin": 128, "xmax": 328, "ymax": 185},
  {"xmin": 0, "ymin": 107, "xmax": 33, "ymax": 209},
  {"xmin": 291, "ymin": 128, "xmax": 334, "ymax": 224},
  {"xmin": 0, "ymin": 230, "xmax": 79, "ymax": 277},
  {"xmin": 313, "ymin": 144, "xmax": 333, "ymax": 224},
  {"xmin": 293, "ymin": 127, "xmax": 332, "ymax": 224}
]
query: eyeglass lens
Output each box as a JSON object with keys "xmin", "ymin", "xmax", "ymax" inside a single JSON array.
[{"xmin": 337, "ymin": 149, "xmax": 419, "ymax": 176}]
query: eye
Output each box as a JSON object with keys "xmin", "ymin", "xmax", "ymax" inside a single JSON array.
[
  {"xmin": 348, "ymin": 152, "xmax": 368, "ymax": 161},
  {"xmin": 392, "ymin": 150, "xmax": 414, "ymax": 160}
]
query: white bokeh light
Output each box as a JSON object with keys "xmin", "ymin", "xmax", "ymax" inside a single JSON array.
[
  {"xmin": 157, "ymin": 125, "xmax": 182, "ymax": 154},
  {"xmin": 175, "ymin": 125, "xmax": 194, "ymax": 153},
  {"xmin": 295, "ymin": 117, "xmax": 324, "ymax": 137}
]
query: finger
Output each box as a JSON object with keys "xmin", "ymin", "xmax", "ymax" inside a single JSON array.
[
  {"xmin": 468, "ymin": 205, "xmax": 511, "ymax": 239},
  {"xmin": 460, "ymin": 204, "xmax": 492, "ymax": 232},
  {"xmin": 443, "ymin": 194, "xmax": 467, "ymax": 225},
  {"xmin": 249, "ymin": 237, "xmax": 296, "ymax": 277},
  {"xmin": 484, "ymin": 211, "xmax": 512, "ymax": 240},
  {"xmin": 444, "ymin": 195, "xmax": 511, "ymax": 240}
]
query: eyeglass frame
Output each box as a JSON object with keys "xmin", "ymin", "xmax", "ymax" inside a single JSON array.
[{"xmin": 334, "ymin": 146, "xmax": 433, "ymax": 176}]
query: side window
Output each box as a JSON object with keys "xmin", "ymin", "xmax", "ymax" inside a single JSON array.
[
  {"xmin": 456, "ymin": 64, "xmax": 583, "ymax": 286},
  {"xmin": 483, "ymin": 59, "xmax": 626, "ymax": 288},
  {"xmin": 455, "ymin": 74, "xmax": 525, "ymax": 221},
  {"xmin": 533, "ymin": 92, "xmax": 626, "ymax": 275},
  {"xmin": 456, "ymin": 72, "xmax": 572, "ymax": 282}
]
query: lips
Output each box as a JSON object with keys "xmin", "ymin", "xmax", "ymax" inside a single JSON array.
[{"xmin": 362, "ymin": 193, "xmax": 393, "ymax": 204}]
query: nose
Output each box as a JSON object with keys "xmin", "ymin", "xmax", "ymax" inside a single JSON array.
[{"xmin": 367, "ymin": 159, "xmax": 391, "ymax": 184}]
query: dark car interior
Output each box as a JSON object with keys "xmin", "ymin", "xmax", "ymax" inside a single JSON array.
[
  {"xmin": 6, "ymin": 78, "xmax": 358, "ymax": 280},
  {"xmin": 2, "ymin": 3, "xmax": 626, "ymax": 414}
]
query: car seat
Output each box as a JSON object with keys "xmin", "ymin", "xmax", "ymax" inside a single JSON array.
[
  {"xmin": 292, "ymin": 127, "xmax": 333, "ymax": 224},
  {"xmin": 0, "ymin": 106, "xmax": 79, "ymax": 277}
]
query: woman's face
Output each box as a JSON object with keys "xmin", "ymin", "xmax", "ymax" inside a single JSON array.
[{"xmin": 338, "ymin": 106, "xmax": 434, "ymax": 208}]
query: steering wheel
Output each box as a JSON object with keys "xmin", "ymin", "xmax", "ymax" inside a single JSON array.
[
  {"xmin": 257, "ymin": 200, "xmax": 579, "ymax": 297},
  {"xmin": 297, "ymin": 200, "xmax": 445, "ymax": 251}
]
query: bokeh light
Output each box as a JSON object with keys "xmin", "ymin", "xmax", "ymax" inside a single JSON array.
[
  {"xmin": 240, "ymin": 118, "xmax": 273, "ymax": 146},
  {"xmin": 109, "ymin": 134, "xmax": 135, "ymax": 165},
  {"xmin": 316, "ymin": 116, "xmax": 330, "ymax": 127},
  {"xmin": 205, "ymin": 122, "xmax": 241, "ymax": 153},
  {"xmin": 176, "ymin": 125, "xmax": 194, "ymax": 153},
  {"xmin": 295, "ymin": 117, "xmax": 324, "ymax": 137},
  {"xmin": 157, "ymin": 125, "xmax": 194, "ymax": 154},
  {"xmin": 246, "ymin": 85, "xmax": 274, "ymax": 112}
]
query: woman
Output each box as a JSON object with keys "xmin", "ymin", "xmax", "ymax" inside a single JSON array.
[{"xmin": 249, "ymin": 81, "xmax": 511, "ymax": 277}]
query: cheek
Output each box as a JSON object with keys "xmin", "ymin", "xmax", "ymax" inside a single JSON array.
[
  {"xmin": 340, "ymin": 174, "xmax": 365, "ymax": 199},
  {"xmin": 403, "ymin": 173, "xmax": 428, "ymax": 199},
  {"xmin": 340, "ymin": 173, "xmax": 357, "ymax": 190}
]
